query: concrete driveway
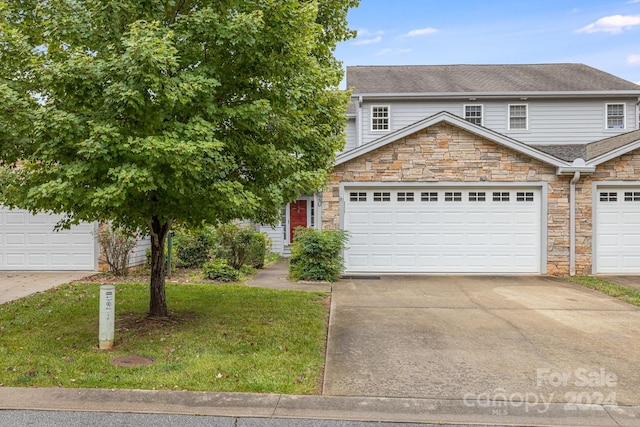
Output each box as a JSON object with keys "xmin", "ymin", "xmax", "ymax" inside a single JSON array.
[
  {"xmin": 324, "ymin": 275, "xmax": 640, "ymax": 407},
  {"xmin": 0, "ymin": 271, "xmax": 96, "ymax": 304}
]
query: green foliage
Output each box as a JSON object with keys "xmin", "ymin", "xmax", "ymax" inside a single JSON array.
[
  {"xmin": 95, "ymin": 225, "xmax": 138, "ymax": 276},
  {"xmin": 289, "ymin": 227, "xmax": 349, "ymax": 282},
  {"xmin": 0, "ymin": 0, "xmax": 358, "ymax": 315},
  {"xmin": 173, "ymin": 226, "xmax": 216, "ymax": 268},
  {"xmin": 203, "ymin": 258, "xmax": 241, "ymax": 282},
  {"xmin": 214, "ymin": 223, "xmax": 270, "ymax": 270}
]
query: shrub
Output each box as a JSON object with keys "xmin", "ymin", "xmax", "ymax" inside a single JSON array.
[
  {"xmin": 214, "ymin": 223, "xmax": 270, "ymax": 270},
  {"xmin": 96, "ymin": 224, "xmax": 138, "ymax": 276},
  {"xmin": 203, "ymin": 258, "xmax": 241, "ymax": 282},
  {"xmin": 173, "ymin": 226, "xmax": 216, "ymax": 268},
  {"xmin": 289, "ymin": 228, "xmax": 349, "ymax": 282}
]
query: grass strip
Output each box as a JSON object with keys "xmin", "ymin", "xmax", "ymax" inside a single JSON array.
[
  {"xmin": 0, "ymin": 282, "xmax": 329, "ymax": 394},
  {"xmin": 565, "ymin": 276, "xmax": 640, "ymax": 307}
]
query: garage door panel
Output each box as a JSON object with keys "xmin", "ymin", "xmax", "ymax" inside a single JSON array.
[
  {"xmin": 1, "ymin": 207, "xmax": 96, "ymax": 271},
  {"xmin": 622, "ymin": 212, "xmax": 640, "ymax": 224},
  {"xmin": 344, "ymin": 187, "xmax": 541, "ymax": 273},
  {"xmin": 348, "ymin": 212, "xmax": 369, "ymax": 225}
]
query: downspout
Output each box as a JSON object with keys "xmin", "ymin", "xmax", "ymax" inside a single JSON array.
[{"xmin": 569, "ymin": 171, "xmax": 581, "ymax": 276}]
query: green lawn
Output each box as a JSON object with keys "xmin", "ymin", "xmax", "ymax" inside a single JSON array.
[
  {"xmin": 0, "ymin": 281, "xmax": 329, "ymax": 394},
  {"xmin": 565, "ymin": 276, "xmax": 640, "ymax": 307}
]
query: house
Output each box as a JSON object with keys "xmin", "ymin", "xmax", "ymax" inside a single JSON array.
[{"xmin": 264, "ymin": 63, "xmax": 640, "ymax": 276}]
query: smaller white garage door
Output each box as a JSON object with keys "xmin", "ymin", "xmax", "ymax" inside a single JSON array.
[
  {"xmin": 344, "ymin": 187, "xmax": 542, "ymax": 273},
  {"xmin": 0, "ymin": 207, "xmax": 97, "ymax": 271},
  {"xmin": 595, "ymin": 188, "xmax": 640, "ymax": 273}
]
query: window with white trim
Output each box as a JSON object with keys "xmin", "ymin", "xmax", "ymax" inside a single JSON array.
[
  {"xmin": 397, "ymin": 192, "xmax": 414, "ymax": 202},
  {"xmin": 468, "ymin": 191, "xmax": 486, "ymax": 202},
  {"xmin": 599, "ymin": 192, "xmax": 617, "ymax": 202},
  {"xmin": 606, "ymin": 103, "xmax": 625, "ymax": 129},
  {"xmin": 493, "ymin": 192, "xmax": 510, "ymax": 202},
  {"xmin": 444, "ymin": 192, "xmax": 462, "ymax": 202},
  {"xmin": 421, "ymin": 192, "xmax": 438, "ymax": 202},
  {"xmin": 624, "ymin": 191, "xmax": 640, "ymax": 201},
  {"xmin": 464, "ymin": 105, "xmax": 483, "ymax": 126},
  {"xmin": 371, "ymin": 106, "xmax": 389, "ymax": 131},
  {"xmin": 373, "ymin": 191, "xmax": 391, "ymax": 202},
  {"xmin": 516, "ymin": 192, "xmax": 534, "ymax": 202},
  {"xmin": 349, "ymin": 192, "xmax": 367, "ymax": 202},
  {"xmin": 508, "ymin": 104, "xmax": 528, "ymax": 130}
]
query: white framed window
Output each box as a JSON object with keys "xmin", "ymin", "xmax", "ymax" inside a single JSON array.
[
  {"xmin": 508, "ymin": 104, "xmax": 528, "ymax": 130},
  {"xmin": 421, "ymin": 192, "xmax": 438, "ymax": 202},
  {"xmin": 371, "ymin": 105, "xmax": 390, "ymax": 131},
  {"xmin": 464, "ymin": 105, "xmax": 483, "ymax": 126},
  {"xmin": 373, "ymin": 191, "xmax": 391, "ymax": 202},
  {"xmin": 349, "ymin": 192, "xmax": 367, "ymax": 202},
  {"xmin": 493, "ymin": 191, "xmax": 510, "ymax": 202},
  {"xmin": 397, "ymin": 192, "xmax": 415, "ymax": 202},
  {"xmin": 599, "ymin": 192, "xmax": 617, "ymax": 202},
  {"xmin": 444, "ymin": 192, "xmax": 462, "ymax": 202},
  {"xmin": 606, "ymin": 103, "xmax": 625, "ymax": 130},
  {"xmin": 468, "ymin": 191, "xmax": 486, "ymax": 202}
]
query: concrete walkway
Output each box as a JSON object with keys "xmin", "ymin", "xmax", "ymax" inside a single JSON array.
[
  {"xmin": 245, "ymin": 259, "xmax": 332, "ymax": 293},
  {"xmin": 0, "ymin": 271, "xmax": 96, "ymax": 304}
]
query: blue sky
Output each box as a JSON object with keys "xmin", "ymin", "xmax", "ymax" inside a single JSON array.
[{"xmin": 334, "ymin": 0, "xmax": 640, "ymax": 87}]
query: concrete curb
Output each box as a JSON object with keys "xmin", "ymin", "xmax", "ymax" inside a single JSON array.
[{"xmin": 1, "ymin": 387, "xmax": 639, "ymax": 426}]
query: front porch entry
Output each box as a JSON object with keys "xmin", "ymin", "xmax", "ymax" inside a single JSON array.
[{"xmin": 284, "ymin": 196, "xmax": 317, "ymax": 246}]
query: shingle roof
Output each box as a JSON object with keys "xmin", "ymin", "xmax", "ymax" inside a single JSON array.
[
  {"xmin": 527, "ymin": 130, "xmax": 640, "ymax": 162},
  {"xmin": 347, "ymin": 64, "xmax": 640, "ymax": 94},
  {"xmin": 585, "ymin": 129, "xmax": 640, "ymax": 160}
]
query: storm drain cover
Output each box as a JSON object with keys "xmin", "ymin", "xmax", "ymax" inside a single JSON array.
[{"xmin": 110, "ymin": 356, "xmax": 156, "ymax": 367}]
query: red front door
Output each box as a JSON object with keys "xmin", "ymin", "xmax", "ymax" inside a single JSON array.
[{"xmin": 289, "ymin": 200, "xmax": 308, "ymax": 243}]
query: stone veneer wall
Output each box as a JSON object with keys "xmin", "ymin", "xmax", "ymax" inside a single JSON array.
[{"xmin": 322, "ymin": 122, "xmax": 574, "ymax": 275}]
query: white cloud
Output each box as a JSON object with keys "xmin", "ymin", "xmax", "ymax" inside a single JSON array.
[
  {"xmin": 636, "ymin": 81, "xmax": 640, "ymax": 85},
  {"xmin": 402, "ymin": 27, "xmax": 438, "ymax": 37},
  {"xmin": 576, "ymin": 15, "xmax": 640, "ymax": 34},
  {"xmin": 629, "ymin": 54, "xmax": 640, "ymax": 64},
  {"xmin": 627, "ymin": 0, "xmax": 640, "ymax": 4},
  {"xmin": 352, "ymin": 36, "xmax": 382, "ymax": 46},
  {"xmin": 376, "ymin": 48, "xmax": 412, "ymax": 56}
]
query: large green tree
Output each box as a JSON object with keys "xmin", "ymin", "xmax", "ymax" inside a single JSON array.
[{"xmin": 0, "ymin": 0, "xmax": 358, "ymax": 317}]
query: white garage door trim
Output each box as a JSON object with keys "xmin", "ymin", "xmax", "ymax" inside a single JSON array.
[
  {"xmin": 593, "ymin": 182, "xmax": 640, "ymax": 274},
  {"xmin": 0, "ymin": 207, "xmax": 98, "ymax": 271},
  {"xmin": 339, "ymin": 182, "xmax": 547, "ymax": 274}
]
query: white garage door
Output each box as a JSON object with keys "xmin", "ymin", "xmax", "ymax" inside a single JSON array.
[
  {"xmin": 595, "ymin": 188, "xmax": 640, "ymax": 273},
  {"xmin": 0, "ymin": 207, "xmax": 97, "ymax": 271},
  {"xmin": 344, "ymin": 187, "xmax": 542, "ymax": 273}
]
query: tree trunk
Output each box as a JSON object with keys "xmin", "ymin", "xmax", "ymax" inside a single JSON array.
[{"xmin": 149, "ymin": 216, "xmax": 171, "ymax": 318}]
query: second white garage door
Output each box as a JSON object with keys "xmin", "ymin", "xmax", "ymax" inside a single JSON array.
[
  {"xmin": 344, "ymin": 187, "xmax": 542, "ymax": 273},
  {"xmin": 595, "ymin": 187, "xmax": 640, "ymax": 273},
  {"xmin": 0, "ymin": 207, "xmax": 97, "ymax": 271}
]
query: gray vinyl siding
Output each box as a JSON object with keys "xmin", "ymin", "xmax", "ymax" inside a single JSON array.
[
  {"xmin": 346, "ymin": 98, "xmax": 638, "ymax": 148},
  {"xmin": 342, "ymin": 118, "xmax": 357, "ymax": 154},
  {"xmin": 259, "ymin": 224, "xmax": 285, "ymax": 255}
]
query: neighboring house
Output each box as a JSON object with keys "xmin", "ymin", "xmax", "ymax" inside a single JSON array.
[
  {"xmin": 265, "ymin": 63, "xmax": 640, "ymax": 275},
  {"xmin": 0, "ymin": 208, "xmax": 150, "ymax": 271}
]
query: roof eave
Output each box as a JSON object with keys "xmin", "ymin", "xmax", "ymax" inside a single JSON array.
[{"xmin": 349, "ymin": 90, "xmax": 640, "ymax": 100}]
